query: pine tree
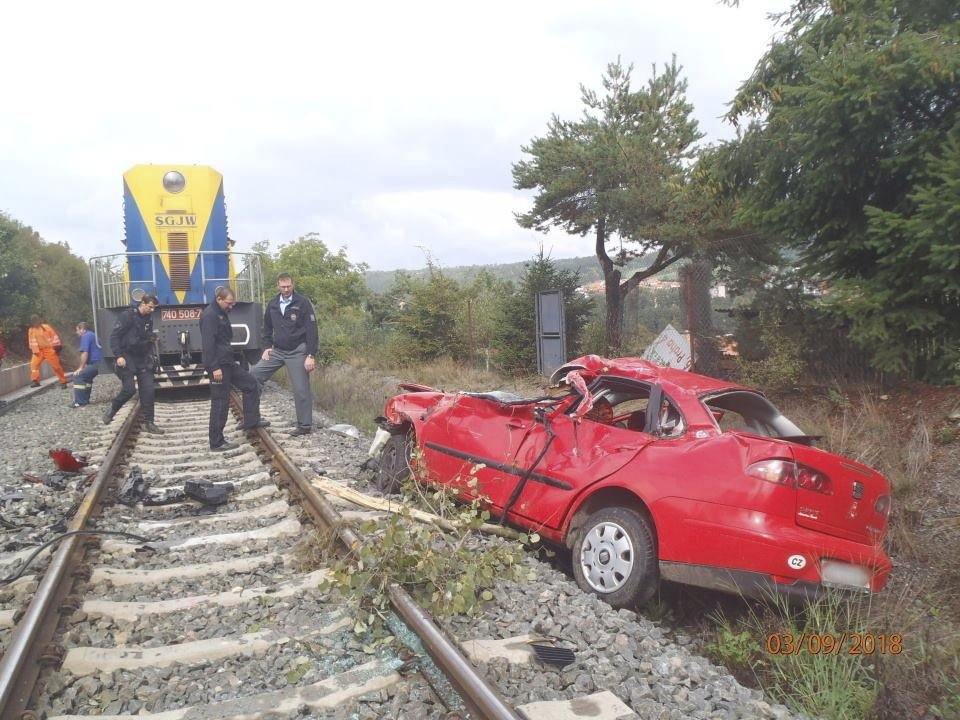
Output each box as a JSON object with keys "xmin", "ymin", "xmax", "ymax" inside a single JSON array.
[{"xmin": 493, "ymin": 251, "xmax": 592, "ymax": 374}]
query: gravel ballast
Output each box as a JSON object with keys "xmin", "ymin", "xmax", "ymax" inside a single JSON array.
[{"xmin": 3, "ymin": 376, "xmax": 807, "ymax": 718}]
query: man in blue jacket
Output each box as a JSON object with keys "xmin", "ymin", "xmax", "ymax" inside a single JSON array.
[
  {"xmin": 200, "ymin": 286, "xmax": 266, "ymax": 452},
  {"xmin": 251, "ymin": 273, "xmax": 318, "ymax": 436},
  {"xmin": 70, "ymin": 321, "xmax": 102, "ymax": 407}
]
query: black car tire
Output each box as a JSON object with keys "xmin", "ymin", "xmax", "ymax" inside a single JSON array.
[
  {"xmin": 571, "ymin": 506, "xmax": 657, "ymax": 608},
  {"xmin": 377, "ymin": 432, "xmax": 412, "ymax": 494}
]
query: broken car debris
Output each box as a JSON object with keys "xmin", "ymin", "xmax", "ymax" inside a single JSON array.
[{"xmin": 114, "ymin": 467, "xmax": 235, "ymax": 507}]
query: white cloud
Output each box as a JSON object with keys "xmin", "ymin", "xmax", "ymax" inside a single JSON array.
[
  {"xmin": 0, "ymin": 0, "xmax": 790, "ymax": 272},
  {"xmin": 357, "ymin": 188, "xmax": 583, "ymax": 269}
]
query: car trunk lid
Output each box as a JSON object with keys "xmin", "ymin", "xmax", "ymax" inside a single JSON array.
[{"xmin": 790, "ymin": 445, "xmax": 889, "ymax": 546}]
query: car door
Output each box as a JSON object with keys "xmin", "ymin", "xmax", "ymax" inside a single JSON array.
[
  {"xmin": 503, "ymin": 381, "xmax": 657, "ymax": 530},
  {"xmin": 418, "ymin": 393, "xmax": 538, "ymax": 507}
]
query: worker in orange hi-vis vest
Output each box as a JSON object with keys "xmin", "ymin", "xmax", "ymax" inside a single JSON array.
[{"xmin": 27, "ymin": 315, "xmax": 68, "ymax": 388}]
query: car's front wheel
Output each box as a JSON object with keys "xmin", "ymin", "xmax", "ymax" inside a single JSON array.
[
  {"xmin": 377, "ymin": 432, "xmax": 412, "ymax": 494},
  {"xmin": 571, "ymin": 507, "xmax": 657, "ymax": 608}
]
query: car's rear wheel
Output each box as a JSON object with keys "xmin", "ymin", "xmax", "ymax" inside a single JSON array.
[
  {"xmin": 377, "ymin": 432, "xmax": 412, "ymax": 494},
  {"xmin": 571, "ymin": 507, "xmax": 657, "ymax": 608}
]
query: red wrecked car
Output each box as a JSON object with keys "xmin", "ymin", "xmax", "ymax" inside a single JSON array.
[{"xmin": 373, "ymin": 355, "xmax": 892, "ymax": 607}]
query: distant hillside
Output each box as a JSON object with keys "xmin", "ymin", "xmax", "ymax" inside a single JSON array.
[{"xmin": 364, "ymin": 253, "xmax": 668, "ymax": 294}]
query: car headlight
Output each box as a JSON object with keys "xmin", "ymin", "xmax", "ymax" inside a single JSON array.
[{"xmin": 820, "ymin": 559, "xmax": 871, "ymax": 591}]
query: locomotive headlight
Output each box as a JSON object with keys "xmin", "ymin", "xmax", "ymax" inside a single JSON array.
[{"xmin": 162, "ymin": 170, "xmax": 186, "ymax": 193}]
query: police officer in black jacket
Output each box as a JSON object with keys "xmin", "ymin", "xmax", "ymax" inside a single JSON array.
[
  {"xmin": 251, "ymin": 273, "xmax": 318, "ymax": 436},
  {"xmin": 200, "ymin": 286, "xmax": 267, "ymax": 452},
  {"xmin": 103, "ymin": 293, "xmax": 164, "ymax": 434}
]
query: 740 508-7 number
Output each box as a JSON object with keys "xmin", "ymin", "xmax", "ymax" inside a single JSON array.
[{"xmin": 160, "ymin": 308, "xmax": 203, "ymax": 321}]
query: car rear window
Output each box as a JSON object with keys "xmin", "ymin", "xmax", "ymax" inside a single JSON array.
[{"xmin": 703, "ymin": 390, "xmax": 804, "ymax": 439}]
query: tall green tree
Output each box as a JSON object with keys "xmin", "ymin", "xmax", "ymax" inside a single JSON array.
[
  {"xmin": 272, "ymin": 233, "xmax": 368, "ymax": 313},
  {"xmin": 366, "ymin": 270, "xmax": 415, "ymax": 331},
  {"xmin": 0, "ymin": 212, "xmax": 90, "ymax": 340},
  {"xmin": 513, "ymin": 58, "xmax": 702, "ymax": 352},
  {"xmin": 726, "ymin": 0, "xmax": 960, "ymax": 380},
  {"xmin": 392, "ymin": 263, "xmax": 465, "ymax": 362},
  {"xmin": 493, "ymin": 250, "xmax": 593, "ymax": 374},
  {"xmin": 250, "ymin": 240, "xmax": 278, "ymax": 295},
  {"xmin": 0, "ymin": 213, "xmax": 41, "ymax": 332},
  {"xmin": 455, "ymin": 268, "xmax": 511, "ymax": 364}
]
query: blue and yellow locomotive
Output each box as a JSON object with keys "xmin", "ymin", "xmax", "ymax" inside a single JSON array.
[{"xmin": 90, "ymin": 165, "xmax": 265, "ymax": 387}]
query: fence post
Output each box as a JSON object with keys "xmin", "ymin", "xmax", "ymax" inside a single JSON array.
[{"xmin": 679, "ymin": 258, "xmax": 719, "ymax": 376}]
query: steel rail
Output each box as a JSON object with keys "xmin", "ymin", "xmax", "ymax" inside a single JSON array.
[
  {"xmin": 242, "ymin": 400, "xmax": 521, "ymax": 720},
  {"xmin": 0, "ymin": 402, "xmax": 140, "ymax": 720}
]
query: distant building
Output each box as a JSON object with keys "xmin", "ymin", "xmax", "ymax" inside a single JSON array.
[{"xmin": 577, "ymin": 278, "xmax": 684, "ymax": 296}]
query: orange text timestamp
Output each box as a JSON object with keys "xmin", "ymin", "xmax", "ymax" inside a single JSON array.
[{"xmin": 765, "ymin": 632, "xmax": 903, "ymax": 655}]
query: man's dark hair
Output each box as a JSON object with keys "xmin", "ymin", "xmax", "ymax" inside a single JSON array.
[
  {"xmin": 277, "ymin": 273, "xmax": 293, "ymax": 283},
  {"xmin": 215, "ymin": 286, "xmax": 235, "ymax": 300},
  {"xmin": 140, "ymin": 293, "xmax": 159, "ymax": 307},
  {"xmin": 76, "ymin": 321, "xmax": 89, "ymax": 332},
  {"xmin": 30, "ymin": 314, "xmax": 42, "ymax": 326}
]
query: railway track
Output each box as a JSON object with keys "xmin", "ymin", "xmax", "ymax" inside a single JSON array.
[
  {"xmin": 0, "ymin": 382, "xmax": 798, "ymax": 720},
  {"xmin": 0, "ymin": 394, "xmax": 525, "ymax": 720}
]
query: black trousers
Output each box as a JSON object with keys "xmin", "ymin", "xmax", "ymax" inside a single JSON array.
[
  {"xmin": 209, "ymin": 363, "xmax": 261, "ymax": 448},
  {"xmin": 110, "ymin": 362, "xmax": 155, "ymax": 422}
]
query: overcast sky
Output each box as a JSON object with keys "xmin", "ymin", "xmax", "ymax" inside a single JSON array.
[{"xmin": 0, "ymin": 1, "xmax": 788, "ymax": 272}]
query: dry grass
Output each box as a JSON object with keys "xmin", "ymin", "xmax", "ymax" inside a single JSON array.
[
  {"xmin": 778, "ymin": 390, "xmax": 931, "ymax": 495},
  {"xmin": 291, "ymin": 524, "xmax": 341, "ymax": 573},
  {"xmin": 772, "ymin": 387, "xmax": 960, "ymax": 718}
]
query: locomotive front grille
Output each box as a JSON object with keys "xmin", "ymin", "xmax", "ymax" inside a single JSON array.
[{"xmin": 167, "ymin": 232, "xmax": 191, "ymax": 291}]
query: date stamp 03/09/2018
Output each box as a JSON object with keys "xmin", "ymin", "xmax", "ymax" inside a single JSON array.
[{"xmin": 765, "ymin": 633, "xmax": 903, "ymax": 656}]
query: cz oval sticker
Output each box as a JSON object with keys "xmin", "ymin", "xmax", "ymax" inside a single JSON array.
[{"xmin": 787, "ymin": 554, "xmax": 806, "ymax": 570}]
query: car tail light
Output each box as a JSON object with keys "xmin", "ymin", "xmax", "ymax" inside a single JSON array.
[
  {"xmin": 796, "ymin": 465, "xmax": 831, "ymax": 494},
  {"xmin": 875, "ymin": 494, "xmax": 891, "ymax": 516},
  {"xmin": 746, "ymin": 459, "xmax": 794, "ymax": 485},
  {"xmin": 747, "ymin": 459, "xmax": 832, "ymax": 494}
]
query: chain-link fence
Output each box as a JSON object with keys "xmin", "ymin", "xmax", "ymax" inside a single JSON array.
[
  {"xmin": 678, "ymin": 258, "xmax": 721, "ymax": 377},
  {"xmin": 618, "ymin": 257, "xmax": 884, "ymax": 384}
]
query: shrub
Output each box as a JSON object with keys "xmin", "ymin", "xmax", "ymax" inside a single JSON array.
[
  {"xmin": 390, "ymin": 265, "xmax": 465, "ymax": 362},
  {"xmin": 934, "ymin": 424, "xmax": 957, "ymax": 446},
  {"xmin": 321, "ymin": 452, "xmax": 533, "ymax": 630},
  {"xmin": 736, "ymin": 312, "xmax": 804, "ymax": 391},
  {"xmin": 706, "ymin": 591, "xmax": 878, "ymax": 720}
]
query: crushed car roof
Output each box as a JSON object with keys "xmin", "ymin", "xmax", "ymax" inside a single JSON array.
[{"xmin": 551, "ymin": 355, "xmax": 753, "ymax": 396}]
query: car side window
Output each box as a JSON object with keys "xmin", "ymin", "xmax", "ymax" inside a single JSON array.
[
  {"xmin": 574, "ymin": 380, "xmax": 653, "ymax": 433},
  {"xmin": 656, "ymin": 398, "xmax": 685, "ymax": 438}
]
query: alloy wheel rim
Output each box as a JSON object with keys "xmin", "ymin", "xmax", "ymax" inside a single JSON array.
[{"xmin": 579, "ymin": 521, "xmax": 634, "ymax": 593}]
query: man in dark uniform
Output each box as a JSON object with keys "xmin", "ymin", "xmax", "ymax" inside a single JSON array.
[
  {"xmin": 252, "ymin": 273, "xmax": 318, "ymax": 436},
  {"xmin": 201, "ymin": 286, "xmax": 267, "ymax": 452},
  {"xmin": 103, "ymin": 293, "xmax": 164, "ymax": 433}
]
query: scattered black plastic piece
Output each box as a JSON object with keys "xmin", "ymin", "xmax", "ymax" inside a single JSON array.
[
  {"xmin": 117, "ymin": 468, "xmax": 149, "ymax": 505},
  {"xmin": 528, "ymin": 641, "xmax": 576, "ymax": 668},
  {"xmin": 184, "ymin": 479, "xmax": 234, "ymax": 506}
]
